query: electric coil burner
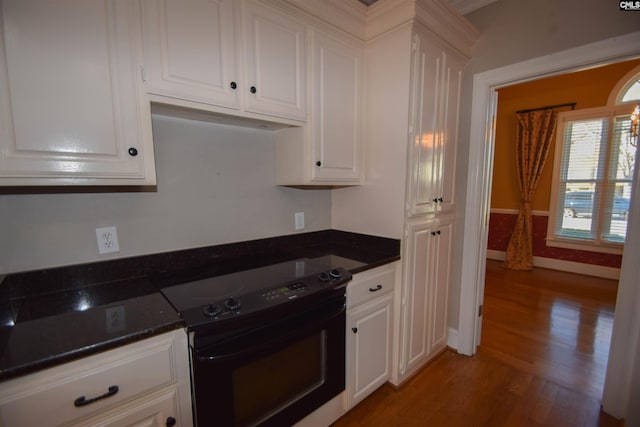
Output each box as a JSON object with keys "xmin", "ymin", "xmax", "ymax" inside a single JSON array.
[{"xmin": 160, "ymin": 258, "xmax": 352, "ymax": 427}]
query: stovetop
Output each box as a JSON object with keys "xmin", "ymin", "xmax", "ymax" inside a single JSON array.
[{"xmin": 160, "ymin": 258, "xmax": 353, "ymax": 332}]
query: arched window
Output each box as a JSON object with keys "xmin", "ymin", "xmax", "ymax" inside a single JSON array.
[
  {"xmin": 618, "ymin": 73, "xmax": 640, "ymax": 141},
  {"xmin": 618, "ymin": 74, "xmax": 640, "ymax": 103},
  {"xmin": 546, "ymin": 65, "xmax": 639, "ymax": 252}
]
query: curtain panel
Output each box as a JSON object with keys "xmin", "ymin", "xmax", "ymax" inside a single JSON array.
[{"xmin": 505, "ymin": 109, "xmax": 558, "ymax": 270}]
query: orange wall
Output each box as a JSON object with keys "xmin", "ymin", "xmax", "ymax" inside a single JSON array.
[{"xmin": 491, "ymin": 58, "xmax": 640, "ymax": 211}]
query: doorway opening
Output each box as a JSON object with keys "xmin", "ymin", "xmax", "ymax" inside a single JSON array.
[
  {"xmin": 457, "ymin": 32, "xmax": 640, "ymax": 416},
  {"xmin": 478, "ymin": 58, "xmax": 640, "ymax": 400}
]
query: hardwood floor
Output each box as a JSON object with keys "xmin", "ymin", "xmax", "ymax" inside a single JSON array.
[{"xmin": 332, "ymin": 260, "xmax": 621, "ymax": 427}]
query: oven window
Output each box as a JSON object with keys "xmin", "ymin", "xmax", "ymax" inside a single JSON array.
[{"xmin": 233, "ymin": 331, "xmax": 326, "ymax": 426}]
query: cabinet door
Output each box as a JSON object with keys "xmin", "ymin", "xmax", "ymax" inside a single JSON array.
[
  {"xmin": 428, "ymin": 216, "xmax": 453, "ymax": 354},
  {"xmin": 241, "ymin": 0, "xmax": 306, "ymax": 121},
  {"xmin": 407, "ymin": 33, "xmax": 464, "ymax": 215},
  {"xmin": 402, "ymin": 219, "xmax": 436, "ymax": 375},
  {"xmin": 400, "ymin": 216, "xmax": 453, "ymax": 378},
  {"xmin": 309, "ymin": 30, "xmax": 362, "ymax": 183},
  {"xmin": 346, "ymin": 294, "xmax": 393, "ymax": 409},
  {"xmin": 438, "ymin": 50, "xmax": 464, "ymax": 213},
  {"xmin": 141, "ymin": 0, "xmax": 240, "ymax": 109},
  {"xmin": 0, "ymin": 0, "xmax": 155, "ymax": 185}
]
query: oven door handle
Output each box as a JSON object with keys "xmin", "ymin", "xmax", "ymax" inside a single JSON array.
[{"xmin": 195, "ymin": 301, "xmax": 345, "ymax": 363}]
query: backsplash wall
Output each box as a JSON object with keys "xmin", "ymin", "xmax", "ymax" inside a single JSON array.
[{"xmin": 0, "ymin": 115, "xmax": 332, "ymax": 274}]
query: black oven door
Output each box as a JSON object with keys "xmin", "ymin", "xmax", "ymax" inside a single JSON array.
[{"xmin": 191, "ymin": 293, "xmax": 346, "ymax": 427}]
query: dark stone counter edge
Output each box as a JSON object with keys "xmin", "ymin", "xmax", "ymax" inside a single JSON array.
[
  {"xmin": 0, "ymin": 229, "xmax": 400, "ymax": 382},
  {"xmin": 0, "ymin": 319, "xmax": 184, "ymax": 382}
]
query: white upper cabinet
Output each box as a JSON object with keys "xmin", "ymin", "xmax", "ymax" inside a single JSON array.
[
  {"xmin": 241, "ymin": 0, "xmax": 307, "ymax": 121},
  {"xmin": 140, "ymin": 0, "xmax": 240, "ymax": 109},
  {"xmin": 275, "ymin": 28, "xmax": 363, "ymax": 186},
  {"xmin": 407, "ymin": 31, "xmax": 464, "ymax": 216},
  {"xmin": 309, "ymin": 29, "xmax": 362, "ymax": 183},
  {"xmin": 140, "ymin": 0, "xmax": 307, "ymax": 123},
  {"xmin": 0, "ymin": 0, "xmax": 156, "ymax": 186}
]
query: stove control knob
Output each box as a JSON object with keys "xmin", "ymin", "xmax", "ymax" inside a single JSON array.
[
  {"xmin": 203, "ymin": 303, "xmax": 221, "ymax": 317},
  {"xmin": 225, "ymin": 297, "xmax": 241, "ymax": 311},
  {"xmin": 329, "ymin": 269, "xmax": 342, "ymax": 279},
  {"xmin": 318, "ymin": 272, "xmax": 330, "ymax": 282}
]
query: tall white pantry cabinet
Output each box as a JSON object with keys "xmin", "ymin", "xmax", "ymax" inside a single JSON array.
[{"xmin": 332, "ymin": 1, "xmax": 478, "ymax": 386}]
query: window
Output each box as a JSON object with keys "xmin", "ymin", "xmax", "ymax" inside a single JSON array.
[{"xmin": 547, "ymin": 67, "xmax": 639, "ymax": 253}]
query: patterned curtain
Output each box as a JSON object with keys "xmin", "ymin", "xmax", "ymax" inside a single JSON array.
[{"xmin": 504, "ymin": 110, "xmax": 558, "ymax": 270}]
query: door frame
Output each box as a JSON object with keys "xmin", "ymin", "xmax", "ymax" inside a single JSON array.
[{"xmin": 457, "ymin": 30, "xmax": 640, "ymax": 417}]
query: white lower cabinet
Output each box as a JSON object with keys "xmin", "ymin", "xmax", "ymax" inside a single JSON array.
[
  {"xmin": 345, "ymin": 263, "xmax": 395, "ymax": 410},
  {"xmin": 395, "ymin": 214, "xmax": 453, "ymax": 384},
  {"xmin": 73, "ymin": 388, "xmax": 181, "ymax": 427},
  {"xmin": 0, "ymin": 330, "xmax": 192, "ymax": 427}
]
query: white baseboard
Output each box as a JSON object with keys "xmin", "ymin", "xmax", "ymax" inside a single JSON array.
[
  {"xmin": 486, "ymin": 249, "xmax": 620, "ymax": 280},
  {"xmin": 447, "ymin": 327, "xmax": 458, "ymax": 350},
  {"xmin": 486, "ymin": 249, "xmax": 506, "ymax": 261}
]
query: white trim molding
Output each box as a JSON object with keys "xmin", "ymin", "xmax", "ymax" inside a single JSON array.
[
  {"xmin": 486, "ymin": 249, "xmax": 621, "ymax": 280},
  {"xmin": 447, "ymin": 327, "xmax": 459, "ymax": 350}
]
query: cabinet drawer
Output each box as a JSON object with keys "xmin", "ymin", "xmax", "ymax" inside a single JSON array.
[
  {"xmin": 0, "ymin": 332, "xmax": 180, "ymax": 427},
  {"xmin": 347, "ymin": 264, "xmax": 395, "ymax": 309}
]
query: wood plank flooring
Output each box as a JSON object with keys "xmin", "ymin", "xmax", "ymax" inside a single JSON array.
[{"xmin": 332, "ymin": 260, "xmax": 621, "ymax": 427}]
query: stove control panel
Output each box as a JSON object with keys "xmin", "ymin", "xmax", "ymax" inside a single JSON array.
[
  {"xmin": 197, "ymin": 268, "xmax": 350, "ymax": 323},
  {"xmin": 262, "ymin": 281, "xmax": 307, "ymax": 301}
]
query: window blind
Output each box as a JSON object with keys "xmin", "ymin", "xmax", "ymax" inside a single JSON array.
[{"xmin": 553, "ymin": 114, "xmax": 634, "ymax": 245}]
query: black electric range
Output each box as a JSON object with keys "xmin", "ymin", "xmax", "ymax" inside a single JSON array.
[{"xmin": 160, "ymin": 257, "xmax": 354, "ymax": 336}]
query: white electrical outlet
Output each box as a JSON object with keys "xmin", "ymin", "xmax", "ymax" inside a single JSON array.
[
  {"xmin": 96, "ymin": 226, "xmax": 120, "ymax": 254},
  {"xmin": 294, "ymin": 212, "xmax": 305, "ymax": 230}
]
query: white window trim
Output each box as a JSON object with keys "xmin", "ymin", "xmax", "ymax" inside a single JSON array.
[
  {"xmin": 546, "ymin": 105, "xmax": 633, "ymax": 254},
  {"xmin": 545, "ymin": 235, "xmax": 623, "ymax": 255}
]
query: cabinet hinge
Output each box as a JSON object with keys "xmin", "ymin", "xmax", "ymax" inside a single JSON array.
[
  {"xmin": 478, "ymin": 305, "xmax": 483, "ymax": 317},
  {"xmin": 140, "ymin": 66, "xmax": 146, "ymax": 82}
]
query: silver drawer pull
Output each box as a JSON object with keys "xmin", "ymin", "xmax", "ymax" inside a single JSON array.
[
  {"xmin": 74, "ymin": 385, "xmax": 119, "ymax": 407},
  {"xmin": 369, "ymin": 285, "xmax": 383, "ymax": 292}
]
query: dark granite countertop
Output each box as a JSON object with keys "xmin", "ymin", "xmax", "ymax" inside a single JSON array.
[{"xmin": 0, "ymin": 230, "xmax": 399, "ymax": 381}]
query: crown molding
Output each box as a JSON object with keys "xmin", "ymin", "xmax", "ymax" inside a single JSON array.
[
  {"xmin": 447, "ymin": 0, "xmax": 497, "ymax": 15},
  {"xmin": 283, "ymin": 0, "xmax": 368, "ymax": 39},
  {"xmin": 365, "ymin": 0, "xmax": 478, "ymax": 56},
  {"xmin": 414, "ymin": 0, "xmax": 479, "ymax": 57},
  {"xmin": 283, "ymin": 0, "xmax": 479, "ymax": 55}
]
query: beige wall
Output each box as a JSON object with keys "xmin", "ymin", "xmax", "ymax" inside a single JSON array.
[
  {"xmin": 0, "ymin": 115, "xmax": 332, "ymax": 274},
  {"xmin": 492, "ymin": 58, "xmax": 640, "ymax": 211}
]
